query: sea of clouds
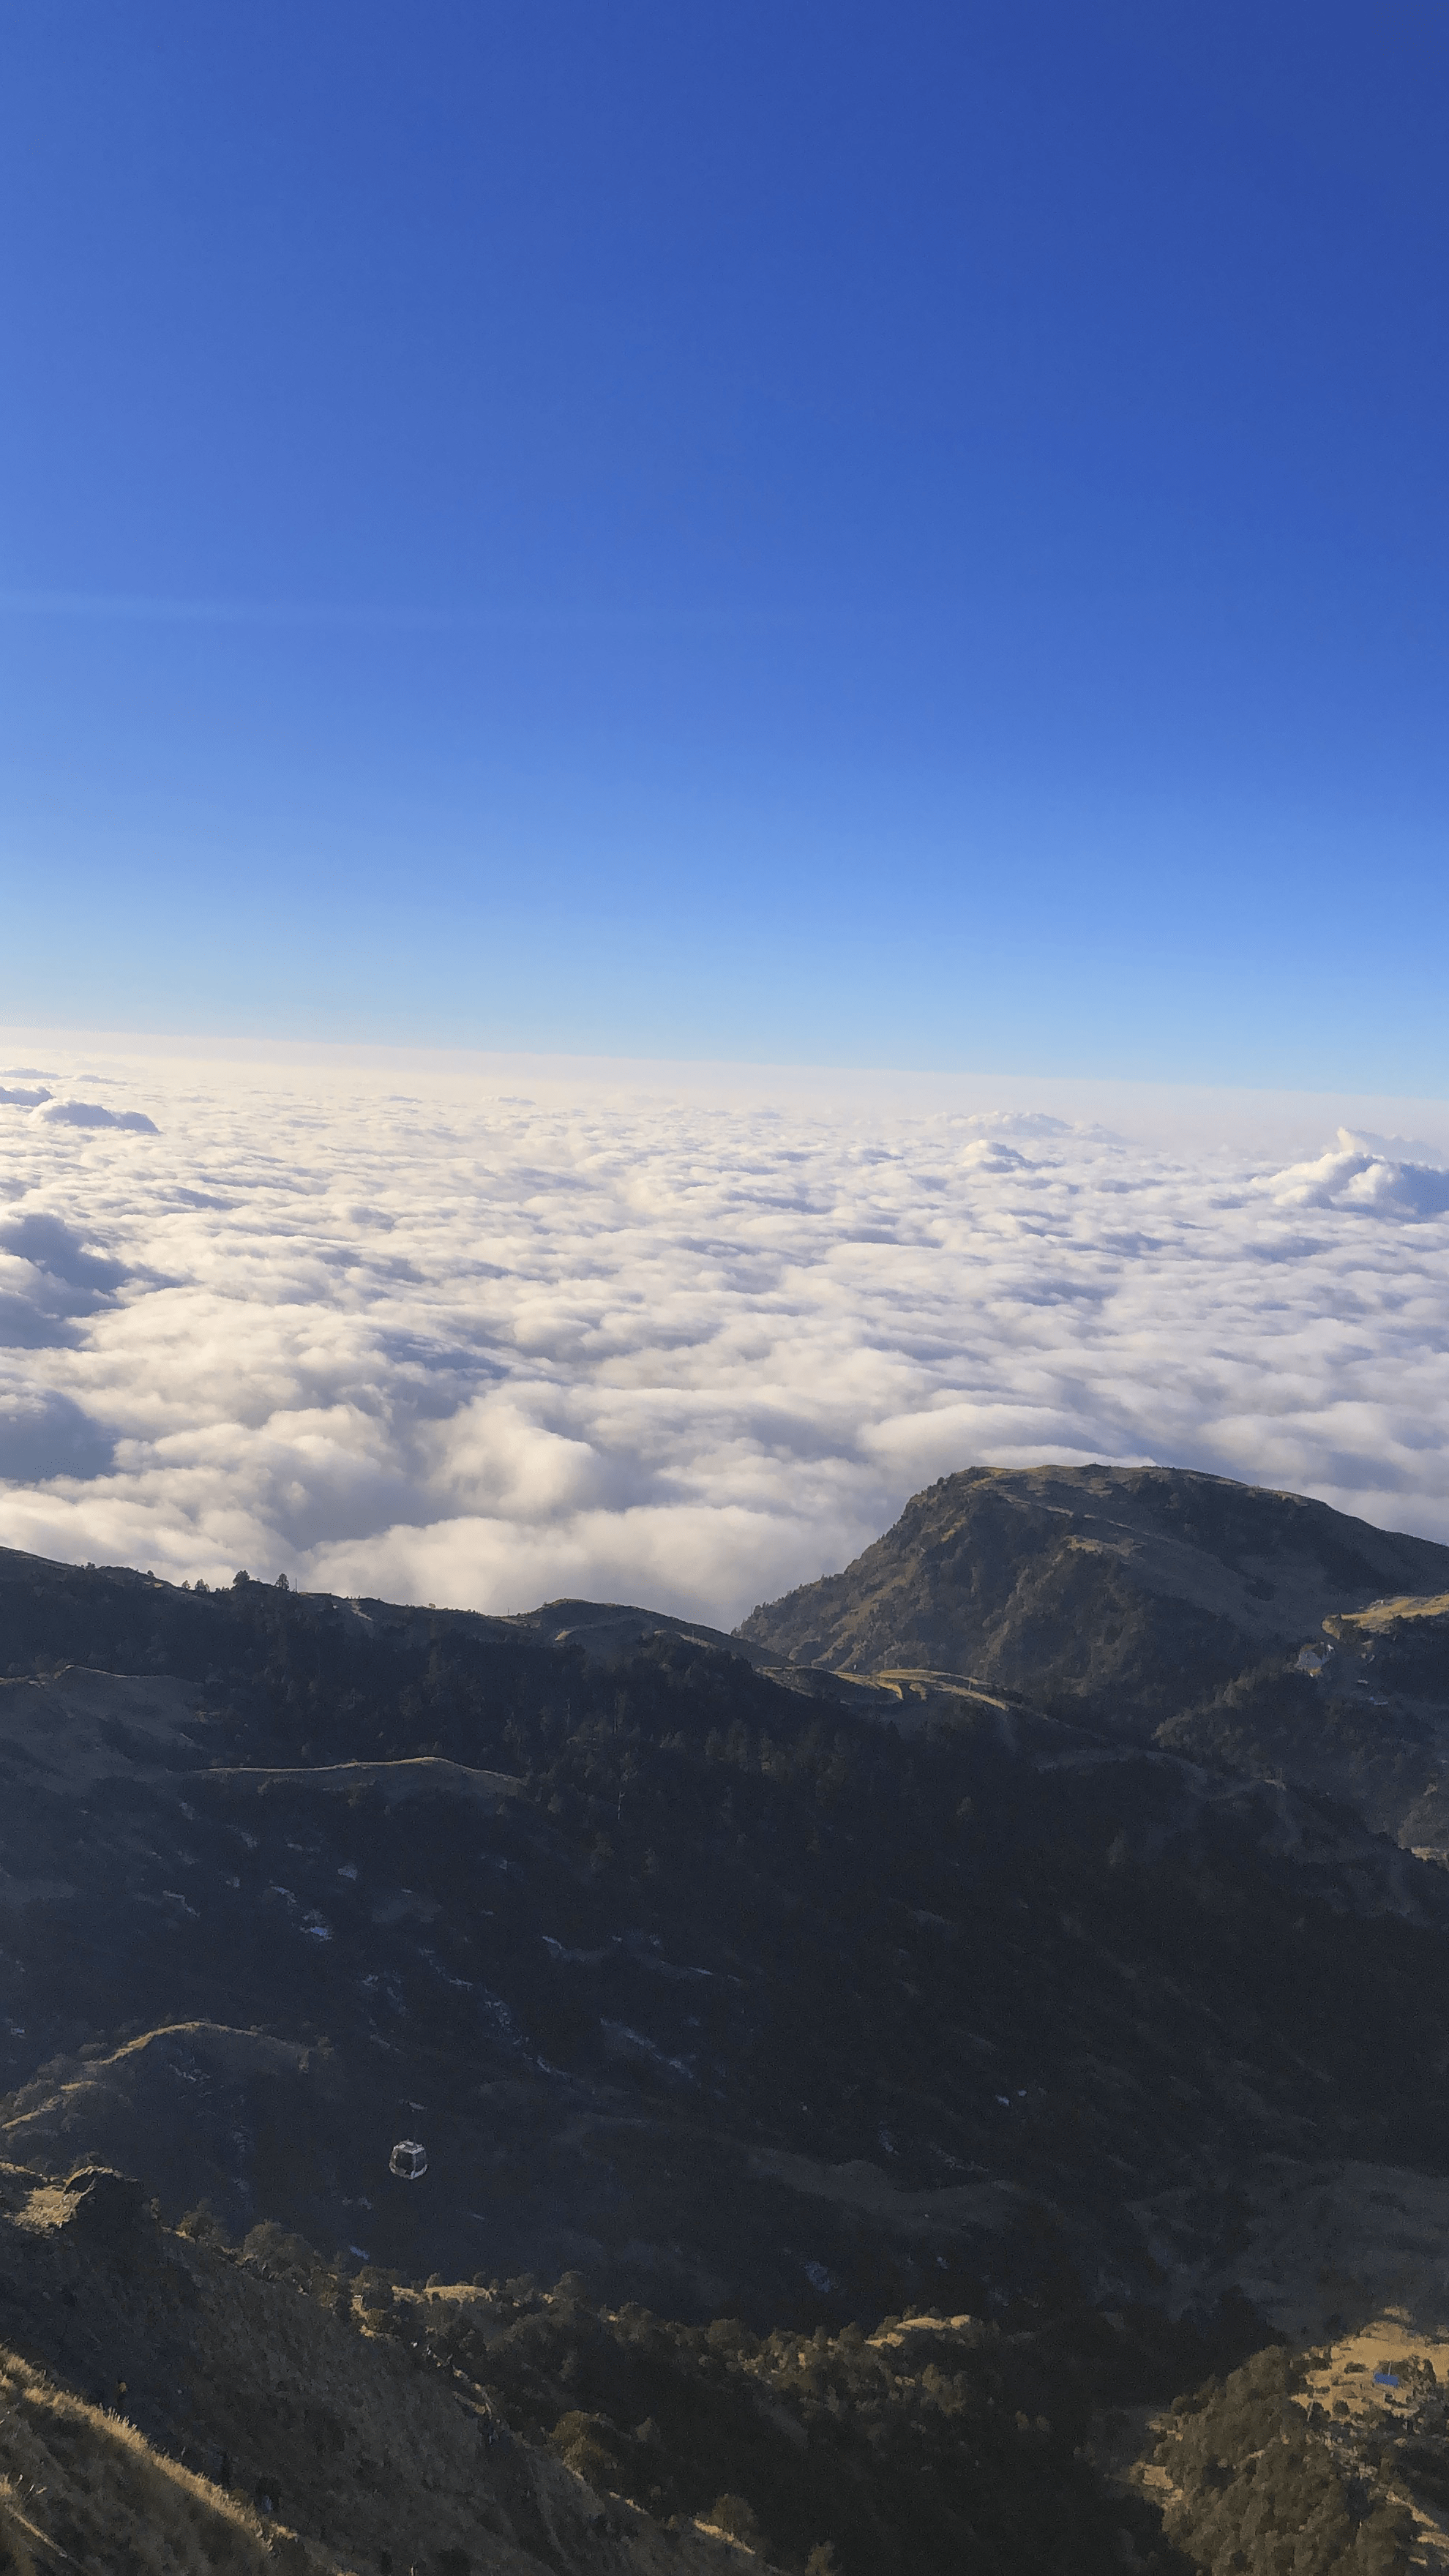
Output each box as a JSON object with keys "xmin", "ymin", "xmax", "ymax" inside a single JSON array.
[{"xmin": 1, "ymin": 1040, "xmax": 1447, "ymax": 1625}]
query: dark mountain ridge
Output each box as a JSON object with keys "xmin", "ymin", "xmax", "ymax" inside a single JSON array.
[
  {"xmin": 2, "ymin": 1472, "xmax": 1449, "ymax": 2569},
  {"xmin": 0, "ymin": 1492, "xmax": 1447, "ymax": 2314}
]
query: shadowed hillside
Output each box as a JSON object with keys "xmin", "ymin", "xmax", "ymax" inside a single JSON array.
[
  {"xmin": 2, "ymin": 1478, "xmax": 1449, "ymax": 2568},
  {"xmin": 2, "ymin": 1540, "xmax": 1449, "ymax": 2321}
]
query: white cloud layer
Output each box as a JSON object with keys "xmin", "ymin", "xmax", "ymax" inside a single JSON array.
[{"xmin": 0, "ymin": 1044, "xmax": 1447, "ymax": 1625}]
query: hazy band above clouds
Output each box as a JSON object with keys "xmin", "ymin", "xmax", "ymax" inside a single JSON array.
[{"xmin": 1, "ymin": 1042, "xmax": 1447, "ymax": 1625}]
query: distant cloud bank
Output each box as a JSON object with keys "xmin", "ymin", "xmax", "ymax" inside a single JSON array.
[
  {"xmin": 0, "ymin": 1052, "xmax": 1446, "ymax": 1622},
  {"xmin": 32, "ymin": 1097, "xmax": 160, "ymax": 1134}
]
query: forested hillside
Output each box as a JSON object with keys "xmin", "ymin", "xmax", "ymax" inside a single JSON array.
[{"xmin": 0, "ymin": 1469, "xmax": 1447, "ymax": 2570}]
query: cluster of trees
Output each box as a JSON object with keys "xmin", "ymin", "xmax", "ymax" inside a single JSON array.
[
  {"xmin": 157, "ymin": 2210, "xmax": 1448, "ymax": 2576},
  {"xmin": 1150, "ymin": 2347, "xmax": 1415, "ymax": 2576},
  {"xmin": 1157, "ymin": 1656, "xmax": 1442, "ymax": 1844},
  {"xmin": 219, "ymin": 2237, "xmax": 1190, "ymax": 2576}
]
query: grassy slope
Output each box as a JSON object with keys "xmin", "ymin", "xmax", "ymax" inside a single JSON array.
[{"xmin": 0, "ymin": 2166, "xmax": 1248, "ymax": 2576}]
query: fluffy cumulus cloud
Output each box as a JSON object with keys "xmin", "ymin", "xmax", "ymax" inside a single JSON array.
[
  {"xmin": 0, "ymin": 1048, "xmax": 1446, "ymax": 1624},
  {"xmin": 1259, "ymin": 1128, "xmax": 1449, "ymax": 1219}
]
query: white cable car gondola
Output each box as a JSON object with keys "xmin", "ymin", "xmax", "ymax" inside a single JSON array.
[{"xmin": 389, "ymin": 2138, "xmax": 427, "ymax": 2180}]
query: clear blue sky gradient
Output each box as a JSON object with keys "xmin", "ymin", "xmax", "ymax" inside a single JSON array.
[{"xmin": 3, "ymin": 2, "xmax": 1446, "ymax": 1085}]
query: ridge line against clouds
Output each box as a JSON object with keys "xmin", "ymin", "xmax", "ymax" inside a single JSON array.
[{"xmin": 0, "ymin": 1041, "xmax": 1446, "ymax": 1620}]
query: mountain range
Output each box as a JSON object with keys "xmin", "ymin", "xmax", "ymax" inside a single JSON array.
[{"xmin": 0, "ymin": 1463, "xmax": 1446, "ymax": 2574}]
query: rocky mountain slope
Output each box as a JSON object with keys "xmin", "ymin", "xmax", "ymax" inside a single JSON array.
[
  {"xmin": 736, "ymin": 1465, "xmax": 1449, "ymax": 1714},
  {"xmin": 738, "ymin": 1465, "xmax": 1449, "ymax": 1846}
]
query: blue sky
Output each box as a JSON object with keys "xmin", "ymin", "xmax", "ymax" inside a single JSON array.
[{"xmin": 3, "ymin": 1, "xmax": 1447, "ymax": 1087}]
